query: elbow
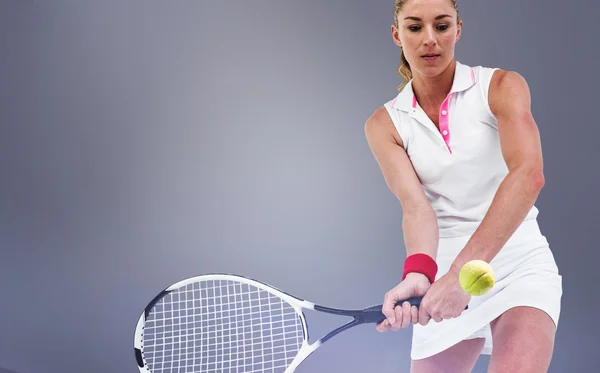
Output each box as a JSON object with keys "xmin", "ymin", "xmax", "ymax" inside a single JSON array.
[
  {"xmin": 508, "ymin": 160, "xmax": 545, "ymax": 195},
  {"xmin": 518, "ymin": 166, "xmax": 545, "ymax": 194},
  {"xmin": 531, "ymin": 169, "xmax": 545, "ymax": 192}
]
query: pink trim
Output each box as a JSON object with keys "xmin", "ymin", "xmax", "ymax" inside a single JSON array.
[
  {"xmin": 391, "ymin": 97, "xmax": 397, "ymax": 107},
  {"xmin": 470, "ymin": 67, "xmax": 475, "ymax": 85},
  {"xmin": 439, "ymin": 93, "xmax": 452, "ymax": 153},
  {"xmin": 412, "ymin": 95, "xmax": 417, "ymax": 108}
]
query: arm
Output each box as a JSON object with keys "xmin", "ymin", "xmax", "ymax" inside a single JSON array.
[
  {"xmin": 449, "ymin": 70, "xmax": 545, "ymax": 274},
  {"xmin": 365, "ymin": 106, "xmax": 439, "ymax": 261}
]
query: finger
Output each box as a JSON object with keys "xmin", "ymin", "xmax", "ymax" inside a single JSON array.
[
  {"xmin": 410, "ymin": 305, "xmax": 419, "ymax": 324},
  {"xmin": 380, "ymin": 319, "xmax": 390, "ymax": 332},
  {"xmin": 391, "ymin": 304, "xmax": 403, "ymax": 331},
  {"xmin": 419, "ymin": 313, "xmax": 431, "ymax": 326},
  {"xmin": 401, "ymin": 301, "xmax": 411, "ymax": 328},
  {"xmin": 381, "ymin": 294, "xmax": 397, "ymax": 324},
  {"xmin": 455, "ymin": 304, "xmax": 468, "ymax": 318},
  {"xmin": 447, "ymin": 310, "xmax": 460, "ymax": 319},
  {"xmin": 418, "ymin": 304, "xmax": 431, "ymax": 326},
  {"xmin": 376, "ymin": 319, "xmax": 390, "ymax": 332},
  {"xmin": 432, "ymin": 315, "xmax": 443, "ymax": 323}
]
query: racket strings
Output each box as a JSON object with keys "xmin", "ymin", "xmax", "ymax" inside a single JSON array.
[{"xmin": 142, "ymin": 279, "xmax": 304, "ymax": 372}]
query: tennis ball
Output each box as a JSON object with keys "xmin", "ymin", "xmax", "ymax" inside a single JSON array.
[{"xmin": 459, "ymin": 260, "xmax": 495, "ymax": 296}]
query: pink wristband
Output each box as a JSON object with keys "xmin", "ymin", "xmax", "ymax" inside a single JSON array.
[{"xmin": 402, "ymin": 253, "xmax": 438, "ymax": 284}]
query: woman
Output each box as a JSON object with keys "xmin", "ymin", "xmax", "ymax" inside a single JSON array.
[{"xmin": 365, "ymin": 0, "xmax": 563, "ymax": 372}]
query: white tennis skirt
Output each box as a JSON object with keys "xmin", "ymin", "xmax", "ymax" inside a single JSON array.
[{"xmin": 410, "ymin": 218, "xmax": 563, "ymax": 360}]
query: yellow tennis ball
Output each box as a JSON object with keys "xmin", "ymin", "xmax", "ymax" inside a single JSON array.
[{"xmin": 459, "ymin": 260, "xmax": 495, "ymax": 296}]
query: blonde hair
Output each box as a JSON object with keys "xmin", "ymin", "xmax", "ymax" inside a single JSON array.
[{"xmin": 393, "ymin": 0, "xmax": 460, "ymax": 91}]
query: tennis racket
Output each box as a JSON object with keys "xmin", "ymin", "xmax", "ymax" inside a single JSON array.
[{"xmin": 133, "ymin": 273, "xmax": 423, "ymax": 373}]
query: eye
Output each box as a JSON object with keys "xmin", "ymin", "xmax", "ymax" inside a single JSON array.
[
  {"xmin": 437, "ymin": 24, "xmax": 450, "ymax": 31},
  {"xmin": 408, "ymin": 25, "xmax": 421, "ymax": 32}
]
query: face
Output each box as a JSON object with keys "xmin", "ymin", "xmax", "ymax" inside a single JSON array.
[{"xmin": 392, "ymin": 0, "xmax": 462, "ymax": 77}]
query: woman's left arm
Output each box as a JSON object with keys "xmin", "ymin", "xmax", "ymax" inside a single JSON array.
[{"xmin": 449, "ymin": 70, "xmax": 546, "ymax": 274}]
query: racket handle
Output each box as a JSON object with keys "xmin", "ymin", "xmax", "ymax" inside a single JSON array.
[
  {"xmin": 364, "ymin": 297, "xmax": 468, "ymax": 325},
  {"xmin": 362, "ymin": 296, "xmax": 423, "ymax": 325}
]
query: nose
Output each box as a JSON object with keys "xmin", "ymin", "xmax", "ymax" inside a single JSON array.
[{"xmin": 423, "ymin": 25, "xmax": 437, "ymax": 46}]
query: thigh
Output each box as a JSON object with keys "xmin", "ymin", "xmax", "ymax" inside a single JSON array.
[
  {"xmin": 488, "ymin": 306, "xmax": 556, "ymax": 373},
  {"xmin": 411, "ymin": 337, "xmax": 485, "ymax": 373}
]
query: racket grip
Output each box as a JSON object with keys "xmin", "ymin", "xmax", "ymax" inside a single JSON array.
[
  {"xmin": 363, "ymin": 296, "xmax": 423, "ymax": 325},
  {"xmin": 367, "ymin": 297, "xmax": 468, "ymax": 325}
]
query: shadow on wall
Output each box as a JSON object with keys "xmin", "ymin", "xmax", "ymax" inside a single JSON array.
[{"xmin": 0, "ymin": 367, "xmax": 20, "ymax": 373}]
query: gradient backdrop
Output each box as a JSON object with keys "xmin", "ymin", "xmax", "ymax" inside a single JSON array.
[{"xmin": 1, "ymin": 1, "xmax": 598, "ymax": 372}]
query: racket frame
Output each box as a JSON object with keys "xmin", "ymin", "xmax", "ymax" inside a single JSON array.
[
  {"xmin": 133, "ymin": 273, "xmax": 419, "ymax": 373},
  {"xmin": 134, "ymin": 273, "xmax": 317, "ymax": 372}
]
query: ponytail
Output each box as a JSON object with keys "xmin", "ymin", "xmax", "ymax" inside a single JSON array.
[{"xmin": 397, "ymin": 48, "xmax": 412, "ymax": 92}]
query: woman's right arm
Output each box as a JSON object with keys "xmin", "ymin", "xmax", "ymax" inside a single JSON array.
[
  {"xmin": 365, "ymin": 106, "xmax": 439, "ymax": 330},
  {"xmin": 364, "ymin": 106, "xmax": 439, "ymax": 261}
]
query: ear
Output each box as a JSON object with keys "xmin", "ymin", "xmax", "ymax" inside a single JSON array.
[
  {"xmin": 391, "ymin": 24, "xmax": 402, "ymax": 47},
  {"xmin": 455, "ymin": 19, "xmax": 463, "ymax": 43}
]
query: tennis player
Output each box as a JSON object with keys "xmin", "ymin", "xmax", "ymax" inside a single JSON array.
[{"xmin": 365, "ymin": 1, "xmax": 562, "ymax": 372}]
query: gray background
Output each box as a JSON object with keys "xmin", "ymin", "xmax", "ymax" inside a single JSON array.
[{"xmin": 1, "ymin": 1, "xmax": 598, "ymax": 372}]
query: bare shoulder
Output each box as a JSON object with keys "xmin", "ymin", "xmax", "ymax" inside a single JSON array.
[
  {"xmin": 364, "ymin": 106, "xmax": 404, "ymax": 148},
  {"xmin": 488, "ymin": 69, "xmax": 533, "ymax": 117},
  {"xmin": 487, "ymin": 69, "xmax": 542, "ymax": 171}
]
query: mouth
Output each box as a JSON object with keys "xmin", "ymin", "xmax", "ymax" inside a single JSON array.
[{"xmin": 421, "ymin": 54, "xmax": 440, "ymax": 61}]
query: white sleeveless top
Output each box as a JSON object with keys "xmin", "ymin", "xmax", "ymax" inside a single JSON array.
[{"xmin": 384, "ymin": 61, "xmax": 539, "ymax": 238}]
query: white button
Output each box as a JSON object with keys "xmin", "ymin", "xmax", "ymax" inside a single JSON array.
[
  {"xmin": 441, "ymin": 110, "xmax": 447, "ymax": 115},
  {"xmin": 442, "ymin": 130, "xmax": 448, "ymax": 136}
]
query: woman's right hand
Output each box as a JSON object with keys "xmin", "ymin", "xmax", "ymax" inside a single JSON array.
[{"xmin": 376, "ymin": 272, "xmax": 432, "ymax": 332}]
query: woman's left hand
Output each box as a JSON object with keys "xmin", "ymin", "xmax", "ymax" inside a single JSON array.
[{"xmin": 418, "ymin": 268, "xmax": 471, "ymax": 325}]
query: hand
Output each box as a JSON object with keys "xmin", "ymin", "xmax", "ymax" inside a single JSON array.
[
  {"xmin": 418, "ymin": 268, "xmax": 470, "ymax": 325},
  {"xmin": 377, "ymin": 273, "xmax": 431, "ymax": 332}
]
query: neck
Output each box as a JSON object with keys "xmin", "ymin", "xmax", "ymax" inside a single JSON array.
[{"xmin": 411, "ymin": 59, "xmax": 456, "ymax": 107}]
